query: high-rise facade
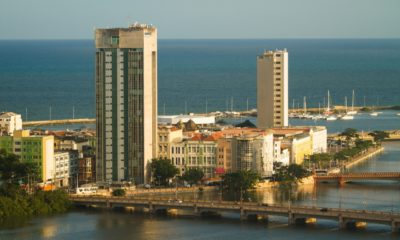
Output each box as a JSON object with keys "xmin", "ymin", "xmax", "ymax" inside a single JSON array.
[
  {"xmin": 95, "ymin": 23, "xmax": 157, "ymax": 184},
  {"xmin": 257, "ymin": 49, "xmax": 288, "ymax": 128}
]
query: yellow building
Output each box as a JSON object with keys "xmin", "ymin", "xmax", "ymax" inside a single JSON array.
[
  {"xmin": 157, "ymin": 126, "xmax": 183, "ymax": 159},
  {"xmin": 0, "ymin": 130, "xmax": 55, "ymax": 182}
]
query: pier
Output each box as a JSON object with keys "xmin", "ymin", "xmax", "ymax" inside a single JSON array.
[
  {"xmin": 70, "ymin": 195, "xmax": 400, "ymax": 232},
  {"xmin": 23, "ymin": 118, "xmax": 95, "ymax": 127}
]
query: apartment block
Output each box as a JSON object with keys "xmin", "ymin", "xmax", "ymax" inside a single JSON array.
[
  {"xmin": 95, "ymin": 23, "xmax": 158, "ymax": 184},
  {"xmin": 257, "ymin": 49, "xmax": 288, "ymax": 128}
]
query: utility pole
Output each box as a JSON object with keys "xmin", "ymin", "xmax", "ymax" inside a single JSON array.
[
  {"xmin": 205, "ymin": 98, "xmax": 208, "ymax": 114},
  {"xmin": 163, "ymin": 103, "xmax": 166, "ymax": 115},
  {"xmin": 185, "ymin": 101, "xmax": 187, "ymax": 114},
  {"xmin": 76, "ymin": 172, "xmax": 79, "ymax": 189},
  {"xmin": 175, "ymin": 178, "xmax": 178, "ymax": 200},
  {"xmin": 230, "ymin": 97, "xmax": 233, "ymax": 112}
]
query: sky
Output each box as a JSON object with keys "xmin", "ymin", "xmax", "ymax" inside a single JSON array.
[{"xmin": 0, "ymin": 0, "xmax": 399, "ymax": 39}]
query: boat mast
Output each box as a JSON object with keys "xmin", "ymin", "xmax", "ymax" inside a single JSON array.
[
  {"xmin": 351, "ymin": 90, "xmax": 355, "ymax": 111},
  {"xmin": 344, "ymin": 96, "xmax": 348, "ymax": 113},
  {"xmin": 303, "ymin": 96, "xmax": 307, "ymax": 114},
  {"xmin": 327, "ymin": 90, "xmax": 330, "ymax": 113}
]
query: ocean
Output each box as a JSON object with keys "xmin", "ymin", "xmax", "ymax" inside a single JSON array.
[{"xmin": 0, "ymin": 39, "xmax": 399, "ymax": 121}]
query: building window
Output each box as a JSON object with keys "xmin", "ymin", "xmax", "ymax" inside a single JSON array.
[{"xmin": 111, "ymin": 36, "xmax": 119, "ymax": 45}]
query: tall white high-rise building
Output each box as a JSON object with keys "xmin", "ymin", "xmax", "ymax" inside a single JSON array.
[
  {"xmin": 95, "ymin": 23, "xmax": 158, "ymax": 184},
  {"xmin": 257, "ymin": 49, "xmax": 288, "ymax": 128}
]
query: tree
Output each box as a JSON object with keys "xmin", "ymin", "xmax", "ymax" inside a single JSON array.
[
  {"xmin": 150, "ymin": 158, "xmax": 179, "ymax": 186},
  {"xmin": 340, "ymin": 128, "xmax": 359, "ymax": 146},
  {"xmin": 0, "ymin": 150, "xmax": 40, "ymax": 184},
  {"xmin": 368, "ymin": 131, "xmax": 389, "ymax": 143},
  {"xmin": 309, "ymin": 153, "xmax": 332, "ymax": 169},
  {"xmin": 181, "ymin": 168, "xmax": 204, "ymax": 186},
  {"xmin": 222, "ymin": 170, "xmax": 259, "ymax": 196},
  {"xmin": 271, "ymin": 164, "xmax": 310, "ymax": 183},
  {"xmin": 112, "ymin": 189, "xmax": 126, "ymax": 197}
]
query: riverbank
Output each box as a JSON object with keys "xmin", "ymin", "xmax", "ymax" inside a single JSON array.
[
  {"xmin": 0, "ymin": 188, "xmax": 71, "ymax": 225},
  {"xmin": 344, "ymin": 146, "xmax": 384, "ymax": 169}
]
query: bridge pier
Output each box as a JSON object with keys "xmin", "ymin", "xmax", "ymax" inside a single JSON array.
[
  {"xmin": 288, "ymin": 212, "xmax": 295, "ymax": 225},
  {"xmin": 392, "ymin": 221, "xmax": 400, "ymax": 233},
  {"xmin": 339, "ymin": 216, "xmax": 367, "ymax": 230},
  {"xmin": 240, "ymin": 207, "xmax": 246, "ymax": 221},
  {"xmin": 148, "ymin": 202, "xmax": 155, "ymax": 214},
  {"xmin": 339, "ymin": 216, "xmax": 346, "ymax": 230}
]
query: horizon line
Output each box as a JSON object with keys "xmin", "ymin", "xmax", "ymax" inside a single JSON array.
[{"xmin": 0, "ymin": 37, "xmax": 400, "ymax": 41}]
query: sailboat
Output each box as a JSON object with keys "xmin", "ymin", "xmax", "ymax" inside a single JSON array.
[
  {"xmin": 347, "ymin": 90, "xmax": 357, "ymax": 115},
  {"xmin": 324, "ymin": 90, "xmax": 337, "ymax": 121},
  {"xmin": 370, "ymin": 111, "xmax": 379, "ymax": 117},
  {"xmin": 340, "ymin": 96, "xmax": 354, "ymax": 120},
  {"xmin": 370, "ymin": 96, "xmax": 381, "ymax": 116}
]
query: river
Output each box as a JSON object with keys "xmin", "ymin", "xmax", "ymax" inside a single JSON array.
[{"xmin": 1, "ymin": 142, "xmax": 400, "ymax": 240}]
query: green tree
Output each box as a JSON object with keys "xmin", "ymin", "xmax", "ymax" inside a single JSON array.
[
  {"xmin": 0, "ymin": 150, "xmax": 40, "ymax": 184},
  {"xmin": 272, "ymin": 164, "xmax": 310, "ymax": 183},
  {"xmin": 222, "ymin": 170, "xmax": 259, "ymax": 196},
  {"xmin": 340, "ymin": 128, "xmax": 359, "ymax": 146},
  {"xmin": 181, "ymin": 168, "xmax": 204, "ymax": 186},
  {"xmin": 150, "ymin": 158, "xmax": 179, "ymax": 186},
  {"xmin": 112, "ymin": 189, "xmax": 126, "ymax": 197},
  {"xmin": 309, "ymin": 153, "xmax": 332, "ymax": 169},
  {"xmin": 368, "ymin": 131, "xmax": 389, "ymax": 143}
]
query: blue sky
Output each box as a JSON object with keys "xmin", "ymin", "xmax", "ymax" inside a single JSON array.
[{"xmin": 0, "ymin": 0, "xmax": 399, "ymax": 39}]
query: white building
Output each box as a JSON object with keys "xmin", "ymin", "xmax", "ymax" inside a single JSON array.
[
  {"xmin": 236, "ymin": 132, "xmax": 274, "ymax": 177},
  {"xmin": 0, "ymin": 112, "xmax": 22, "ymax": 136},
  {"xmin": 158, "ymin": 115, "xmax": 215, "ymax": 125},
  {"xmin": 310, "ymin": 127, "xmax": 328, "ymax": 153},
  {"xmin": 257, "ymin": 49, "xmax": 289, "ymax": 128},
  {"xmin": 54, "ymin": 151, "xmax": 79, "ymax": 187},
  {"xmin": 273, "ymin": 137, "xmax": 290, "ymax": 166}
]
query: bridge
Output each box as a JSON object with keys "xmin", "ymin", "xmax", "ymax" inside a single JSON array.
[
  {"xmin": 314, "ymin": 172, "xmax": 400, "ymax": 185},
  {"xmin": 23, "ymin": 118, "xmax": 95, "ymax": 127},
  {"xmin": 70, "ymin": 195, "xmax": 400, "ymax": 233}
]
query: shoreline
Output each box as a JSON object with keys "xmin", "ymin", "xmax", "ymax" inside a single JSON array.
[{"xmin": 344, "ymin": 146, "xmax": 384, "ymax": 169}]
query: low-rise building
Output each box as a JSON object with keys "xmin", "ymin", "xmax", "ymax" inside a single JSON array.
[
  {"xmin": 309, "ymin": 126, "xmax": 327, "ymax": 153},
  {"xmin": 158, "ymin": 126, "xmax": 183, "ymax": 159},
  {"xmin": 158, "ymin": 115, "xmax": 215, "ymax": 125},
  {"xmin": 0, "ymin": 112, "xmax": 22, "ymax": 136},
  {"xmin": 54, "ymin": 151, "xmax": 79, "ymax": 187},
  {"xmin": 54, "ymin": 136, "xmax": 89, "ymax": 152},
  {"xmin": 235, "ymin": 132, "xmax": 274, "ymax": 177},
  {"xmin": 0, "ymin": 130, "xmax": 55, "ymax": 182},
  {"xmin": 78, "ymin": 156, "xmax": 95, "ymax": 186}
]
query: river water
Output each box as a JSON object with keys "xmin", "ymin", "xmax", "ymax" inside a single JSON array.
[{"xmin": 1, "ymin": 142, "xmax": 400, "ymax": 239}]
